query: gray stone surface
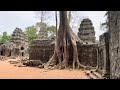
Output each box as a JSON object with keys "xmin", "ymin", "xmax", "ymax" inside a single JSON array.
[
  {"xmin": 77, "ymin": 43, "xmax": 98, "ymax": 67},
  {"xmin": 37, "ymin": 25, "xmax": 48, "ymax": 40},
  {"xmin": 109, "ymin": 11, "xmax": 120, "ymax": 79},
  {"xmin": 0, "ymin": 27, "xmax": 29, "ymax": 58},
  {"xmin": 29, "ymin": 39, "xmax": 54, "ymax": 63},
  {"xmin": 30, "ymin": 41, "xmax": 98, "ymax": 67},
  {"xmin": 98, "ymin": 31, "xmax": 110, "ymax": 78},
  {"xmin": 98, "ymin": 11, "xmax": 120, "ymax": 79},
  {"xmin": 78, "ymin": 18, "xmax": 96, "ymax": 44}
]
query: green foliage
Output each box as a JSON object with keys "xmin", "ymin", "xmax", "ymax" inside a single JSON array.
[
  {"xmin": 25, "ymin": 21, "xmax": 56, "ymax": 42},
  {"xmin": 25, "ymin": 25, "xmax": 37, "ymax": 43},
  {"xmin": 101, "ymin": 11, "xmax": 108, "ymax": 31},
  {"xmin": 0, "ymin": 32, "xmax": 9, "ymax": 43},
  {"xmin": 0, "ymin": 35, "xmax": 1, "ymax": 41},
  {"xmin": 36, "ymin": 22, "xmax": 56, "ymax": 37},
  {"xmin": 36, "ymin": 22, "xmax": 47, "ymax": 28},
  {"xmin": 47, "ymin": 25, "xmax": 56, "ymax": 36}
]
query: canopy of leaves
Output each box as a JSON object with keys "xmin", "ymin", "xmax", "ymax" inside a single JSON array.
[
  {"xmin": 47, "ymin": 25, "xmax": 56, "ymax": 35},
  {"xmin": 0, "ymin": 32, "xmax": 9, "ymax": 43},
  {"xmin": 25, "ymin": 25, "xmax": 37, "ymax": 44},
  {"xmin": 36, "ymin": 22, "xmax": 56, "ymax": 37},
  {"xmin": 47, "ymin": 25, "xmax": 56, "ymax": 39},
  {"xmin": 36, "ymin": 22, "xmax": 47, "ymax": 28},
  {"xmin": 0, "ymin": 35, "xmax": 1, "ymax": 40}
]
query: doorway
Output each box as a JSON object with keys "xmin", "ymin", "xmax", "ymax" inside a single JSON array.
[
  {"xmin": 8, "ymin": 51, "xmax": 11, "ymax": 57},
  {"xmin": 22, "ymin": 52, "xmax": 24, "ymax": 56},
  {"xmin": 21, "ymin": 47, "xmax": 24, "ymax": 50},
  {"xmin": 1, "ymin": 50, "xmax": 5, "ymax": 56}
]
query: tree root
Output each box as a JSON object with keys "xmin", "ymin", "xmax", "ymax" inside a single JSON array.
[
  {"xmin": 44, "ymin": 11, "xmax": 96, "ymax": 70},
  {"xmin": 44, "ymin": 53, "xmax": 57, "ymax": 69},
  {"xmin": 77, "ymin": 62, "xmax": 96, "ymax": 70}
]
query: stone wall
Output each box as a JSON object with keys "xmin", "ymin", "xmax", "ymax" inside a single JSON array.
[
  {"xmin": 98, "ymin": 31, "xmax": 110, "ymax": 78},
  {"xmin": 78, "ymin": 44, "xmax": 98, "ymax": 67},
  {"xmin": 29, "ymin": 39, "xmax": 54, "ymax": 63},
  {"xmin": 29, "ymin": 41, "xmax": 98, "ymax": 67},
  {"xmin": 109, "ymin": 11, "xmax": 120, "ymax": 79}
]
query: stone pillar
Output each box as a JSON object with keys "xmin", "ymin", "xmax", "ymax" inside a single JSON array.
[{"xmin": 98, "ymin": 32, "xmax": 110, "ymax": 78}]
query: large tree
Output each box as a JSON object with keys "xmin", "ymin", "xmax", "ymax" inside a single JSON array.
[
  {"xmin": 36, "ymin": 22, "xmax": 56, "ymax": 38},
  {"xmin": 0, "ymin": 35, "xmax": 1, "ymax": 42},
  {"xmin": 44, "ymin": 11, "xmax": 90, "ymax": 69},
  {"xmin": 36, "ymin": 22, "xmax": 47, "ymax": 31},
  {"xmin": 0, "ymin": 32, "xmax": 9, "ymax": 43},
  {"xmin": 47, "ymin": 25, "xmax": 56, "ymax": 38},
  {"xmin": 100, "ymin": 11, "xmax": 108, "ymax": 31},
  {"xmin": 25, "ymin": 25, "xmax": 37, "ymax": 43}
]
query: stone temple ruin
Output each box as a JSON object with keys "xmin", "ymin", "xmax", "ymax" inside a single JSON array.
[
  {"xmin": 78, "ymin": 18, "xmax": 96, "ymax": 44},
  {"xmin": 29, "ymin": 24, "xmax": 54, "ymax": 65},
  {"xmin": 0, "ymin": 27, "xmax": 29, "ymax": 58},
  {"xmin": 97, "ymin": 11, "xmax": 120, "ymax": 79},
  {"xmin": 1, "ymin": 13, "xmax": 120, "ymax": 79},
  {"xmin": 37, "ymin": 24, "xmax": 48, "ymax": 40},
  {"xmin": 29, "ymin": 18, "xmax": 98, "ymax": 67}
]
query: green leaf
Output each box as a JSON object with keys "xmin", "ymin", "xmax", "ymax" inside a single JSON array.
[
  {"xmin": 25, "ymin": 25, "xmax": 37, "ymax": 43},
  {"xmin": 0, "ymin": 32, "xmax": 9, "ymax": 43}
]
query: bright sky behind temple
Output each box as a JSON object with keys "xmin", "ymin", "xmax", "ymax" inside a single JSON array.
[{"xmin": 0, "ymin": 11, "xmax": 107, "ymax": 40}]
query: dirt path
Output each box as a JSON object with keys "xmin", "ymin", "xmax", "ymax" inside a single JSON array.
[{"xmin": 0, "ymin": 59, "xmax": 89, "ymax": 79}]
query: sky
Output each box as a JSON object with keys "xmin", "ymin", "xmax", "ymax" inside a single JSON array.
[{"xmin": 0, "ymin": 11, "xmax": 107, "ymax": 40}]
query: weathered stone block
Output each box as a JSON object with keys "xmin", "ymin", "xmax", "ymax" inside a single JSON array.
[{"xmin": 98, "ymin": 31, "xmax": 110, "ymax": 78}]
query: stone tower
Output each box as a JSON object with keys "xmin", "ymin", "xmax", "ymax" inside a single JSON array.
[
  {"xmin": 10, "ymin": 28, "xmax": 25, "ymax": 46},
  {"xmin": 37, "ymin": 25, "xmax": 48, "ymax": 40},
  {"xmin": 78, "ymin": 18, "xmax": 96, "ymax": 44},
  {"xmin": 10, "ymin": 27, "xmax": 29, "ymax": 57},
  {"xmin": 29, "ymin": 23, "xmax": 53, "ymax": 63}
]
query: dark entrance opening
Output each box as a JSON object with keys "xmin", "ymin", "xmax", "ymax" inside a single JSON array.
[
  {"xmin": 1, "ymin": 50, "xmax": 5, "ymax": 56},
  {"xmin": 22, "ymin": 52, "xmax": 24, "ymax": 56},
  {"xmin": 1, "ymin": 51, "xmax": 3, "ymax": 56},
  {"xmin": 21, "ymin": 47, "xmax": 24, "ymax": 50},
  {"xmin": 8, "ymin": 51, "xmax": 11, "ymax": 57},
  {"xmin": 21, "ymin": 47, "xmax": 24, "ymax": 56}
]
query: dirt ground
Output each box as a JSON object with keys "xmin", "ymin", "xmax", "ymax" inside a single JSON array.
[{"xmin": 0, "ymin": 59, "xmax": 90, "ymax": 79}]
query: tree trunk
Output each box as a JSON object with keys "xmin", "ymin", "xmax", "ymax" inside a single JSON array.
[
  {"xmin": 68, "ymin": 11, "xmax": 71, "ymax": 23},
  {"xmin": 55, "ymin": 11, "xmax": 58, "ymax": 36},
  {"xmin": 44, "ymin": 11, "xmax": 93, "ymax": 69},
  {"xmin": 41, "ymin": 11, "xmax": 44, "ymax": 23}
]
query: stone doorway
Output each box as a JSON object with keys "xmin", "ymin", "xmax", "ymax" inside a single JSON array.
[
  {"xmin": 1, "ymin": 50, "xmax": 5, "ymax": 56},
  {"xmin": 21, "ymin": 47, "xmax": 24, "ymax": 50},
  {"xmin": 22, "ymin": 52, "xmax": 24, "ymax": 56},
  {"xmin": 21, "ymin": 47, "xmax": 24, "ymax": 56},
  {"xmin": 8, "ymin": 51, "xmax": 11, "ymax": 57}
]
